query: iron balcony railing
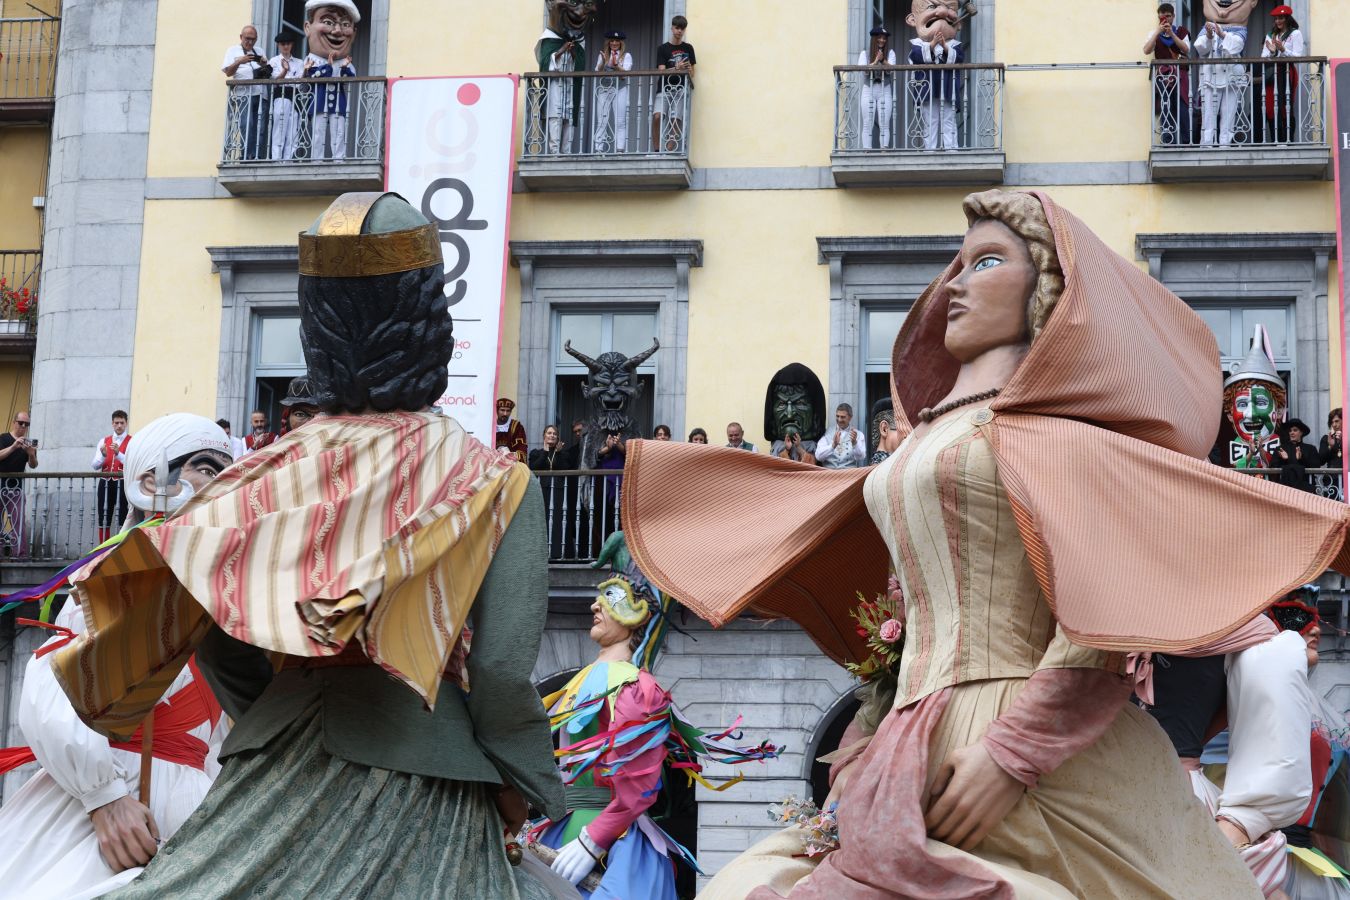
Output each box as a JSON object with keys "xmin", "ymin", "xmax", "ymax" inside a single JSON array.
[
  {"xmin": 833, "ymin": 62, "xmax": 1005, "ymax": 153},
  {"xmin": 522, "ymin": 69, "xmax": 692, "ymax": 157},
  {"xmin": 1149, "ymin": 56, "xmax": 1326, "ymax": 149},
  {"xmin": 1234, "ymin": 466, "xmax": 1344, "ymax": 503},
  {"xmin": 0, "ymin": 473, "xmax": 120, "ymax": 564},
  {"xmin": 0, "ymin": 17, "xmax": 59, "ymax": 105},
  {"xmin": 0, "ymin": 250, "xmax": 39, "ymax": 338},
  {"xmin": 221, "ymin": 75, "xmax": 387, "ymax": 166},
  {"xmin": 532, "ymin": 469, "xmax": 625, "ymax": 563}
]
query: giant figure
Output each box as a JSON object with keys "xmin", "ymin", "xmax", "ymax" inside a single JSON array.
[
  {"xmin": 765, "ymin": 363, "xmax": 826, "ymax": 464},
  {"xmin": 1194, "ymin": 0, "xmax": 1259, "ymax": 146},
  {"xmin": 534, "ymin": 1, "xmax": 603, "ymax": 153},
  {"xmin": 52, "ymin": 193, "xmax": 566, "ymax": 899},
  {"xmin": 564, "ymin": 338, "xmax": 659, "ymax": 469},
  {"xmin": 620, "ymin": 189, "xmax": 1350, "ymax": 898},
  {"xmin": 1224, "ymin": 325, "xmax": 1287, "ymax": 469}
]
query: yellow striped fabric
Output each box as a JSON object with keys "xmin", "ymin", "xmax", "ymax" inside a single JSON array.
[{"xmin": 52, "ymin": 412, "xmax": 528, "ymax": 740}]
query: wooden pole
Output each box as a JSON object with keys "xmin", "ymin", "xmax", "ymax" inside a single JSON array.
[{"xmin": 138, "ymin": 713, "xmax": 154, "ymax": 807}]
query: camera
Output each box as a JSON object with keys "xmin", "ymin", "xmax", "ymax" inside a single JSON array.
[{"xmin": 28, "ymin": 439, "xmax": 37, "ymax": 448}]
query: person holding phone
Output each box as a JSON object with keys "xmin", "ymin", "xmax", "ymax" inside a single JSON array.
[
  {"xmin": 0, "ymin": 411, "xmax": 37, "ymax": 558},
  {"xmin": 221, "ymin": 25, "xmax": 270, "ymax": 160},
  {"xmin": 1144, "ymin": 3, "xmax": 1193, "ymax": 144}
]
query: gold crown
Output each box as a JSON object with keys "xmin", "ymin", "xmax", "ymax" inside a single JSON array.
[{"xmin": 298, "ymin": 192, "xmax": 443, "ymax": 278}]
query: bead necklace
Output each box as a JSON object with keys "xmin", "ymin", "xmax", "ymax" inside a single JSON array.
[{"xmin": 916, "ymin": 388, "xmax": 1001, "ymax": 424}]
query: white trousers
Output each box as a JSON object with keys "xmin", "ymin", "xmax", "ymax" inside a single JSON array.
[
  {"xmin": 593, "ymin": 85, "xmax": 629, "ymax": 152},
  {"xmin": 313, "ymin": 113, "xmax": 348, "ymax": 160},
  {"xmin": 546, "ymin": 117, "xmax": 572, "ymax": 154},
  {"xmin": 1200, "ymin": 84, "xmax": 1240, "ymax": 146},
  {"xmin": 860, "ymin": 81, "xmax": 894, "ymax": 148},
  {"xmin": 270, "ymin": 97, "xmax": 298, "ymax": 160},
  {"xmin": 921, "ymin": 99, "xmax": 959, "ymax": 149},
  {"xmin": 1221, "ymin": 630, "xmax": 1314, "ymax": 842}
]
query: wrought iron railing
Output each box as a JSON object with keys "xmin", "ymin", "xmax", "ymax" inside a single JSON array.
[
  {"xmin": 0, "ymin": 250, "xmax": 38, "ymax": 338},
  {"xmin": 0, "ymin": 17, "xmax": 59, "ymax": 104},
  {"xmin": 533, "ymin": 469, "xmax": 624, "ymax": 563},
  {"xmin": 0, "ymin": 473, "xmax": 120, "ymax": 563},
  {"xmin": 832, "ymin": 63, "xmax": 1004, "ymax": 153},
  {"xmin": 1149, "ymin": 57, "xmax": 1326, "ymax": 149},
  {"xmin": 221, "ymin": 75, "xmax": 386, "ymax": 165},
  {"xmin": 522, "ymin": 70, "xmax": 692, "ymax": 157},
  {"xmin": 1233, "ymin": 466, "xmax": 1344, "ymax": 502}
]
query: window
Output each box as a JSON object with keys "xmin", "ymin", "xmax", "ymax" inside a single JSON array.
[
  {"xmin": 552, "ymin": 310, "xmax": 659, "ymax": 438},
  {"xmin": 1190, "ymin": 302, "xmax": 1295, "ymax": 392},
  {"xmin": 251, "ymin": 313, "xmax": 304, "ymax": 431},
  {"xmin": 863, "ymin": 306, "xmax": 908, "ymax": 425}
]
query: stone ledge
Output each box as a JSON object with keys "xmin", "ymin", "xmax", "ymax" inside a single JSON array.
[
  {"xmin": 1148, "ymin": 146, "xmax": 1330, "ymax": 182},
  {"xmin": 517, "ymin": 154, "xmax": 692, "ymax": 191},
  {"xmin": 830, "ymin": 150, "xmax": 1005, "ymax": 187},
  {"xmin": 216, "ymin": 161, "xmax": 384, "ymax": 197}
]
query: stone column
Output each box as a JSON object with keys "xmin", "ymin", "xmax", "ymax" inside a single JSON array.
[{"xmin": 32, "ymin": 0, "xmax": 157, "ymax": 470}]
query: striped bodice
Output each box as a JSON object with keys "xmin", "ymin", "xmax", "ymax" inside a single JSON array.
[{"xmin": 865, "ymin": 406, "xmax": 1119, "ymax": 711}]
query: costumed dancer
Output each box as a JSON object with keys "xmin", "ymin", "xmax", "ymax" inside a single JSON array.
[
  {"xmin": 536, "ymin": 13, "xmax": 585, "ymax": 155},
  {"xmin": 906, "ymin": 0, "xmax": 965, "ymax": 150},
  {"xmin": 90, "ymin": 410, "xmax": 131, "ymax": 543},
  {"xmin": 49, "ymin": 193, "xmax": 568, "ymax": 899},
  {"xmin": 0, "ymin": 414, "xmax": 231, "ymax": 900},
  {"xmin": 620, "ymin": 189, "xmax": 1350, "ymax": 898},
  {"xmin": 536, "ymin": 531, "xmax": 781, "ymax": 897},
  {"xmin": 1194, "ymin": 0, "xmax": 1255, "ymax": 147}
]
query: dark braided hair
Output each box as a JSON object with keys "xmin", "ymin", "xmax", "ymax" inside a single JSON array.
[{"xmin": 299, "ymin": 263, "xmax": 454, "ymax": 413}]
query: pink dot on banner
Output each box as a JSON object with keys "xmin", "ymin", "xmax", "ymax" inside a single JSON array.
[{"xmin": 457, "ymin": 83, "xmax": 481, "ymax": 105}]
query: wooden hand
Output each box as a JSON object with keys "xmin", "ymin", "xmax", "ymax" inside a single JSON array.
[
  {"xmin": 924, "ymin": 742, "xmax": 1025, "ymax": 851},
  {"xmin": 90, "ymin": 794, "xmax": 160, "ymax": 872}
]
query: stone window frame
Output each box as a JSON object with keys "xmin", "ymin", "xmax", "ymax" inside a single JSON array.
[
  {"xmin": 510, "ymin": 240, "xmax": 702, "ymax": 449},
  {"xmin": 1136, "ymin": 232, "xmax": 1336, "ymax": 431},
  {"xmin": 817, "ymin": 236, "xmax": 963, "ymax": 414},
  {"xmin": 207, "ymin": 245, "xmax": 301, "ymax": 431}
]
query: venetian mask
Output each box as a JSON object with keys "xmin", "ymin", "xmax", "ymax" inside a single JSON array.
[
  {"xmin": 1202, "ymin": 0, "xmax": 1259, "ymax": 26},
  {"xmin": 595, "ymin": 577, "xmax": 649, "ymax": 627},
  {"xmin": 907, "ymin": 0, "xmax": 962, "ymax": 44},
  {"xmin": 305, "ymin": 5, "xmax": 357, "ymax": 60},
  {"xmin": 773, "ymin": 384, "xmax": 814, "ymax": 440}
]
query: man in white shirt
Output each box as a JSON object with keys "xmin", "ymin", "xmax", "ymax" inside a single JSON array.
[
  {"xmin": 815, "ymin": 402, "xmax": 867, "ymax": 469},
  {"xmin": 215, "ymin": 418, "xmax": 248, "ymax": 461},
  {"xmin": 267, "ymin": 33, "xmax": 305, "ymax": 160},
  {"xmin": 90, "ymin": 408, "xmax": 131, "ymax": 542},
  {"xmin": 221, "ymin": 24, "xmax": 270, "ymax": 159}
]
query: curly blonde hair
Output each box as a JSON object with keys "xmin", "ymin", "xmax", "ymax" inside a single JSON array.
[{"xmin": 961, "ymin": 190, "xmax": 1065, "ymax": 343}]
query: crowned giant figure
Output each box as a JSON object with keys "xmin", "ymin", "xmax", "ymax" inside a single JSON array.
[
  {"xmin": 565, "ymin": 338, "xmax": 659, "ymax": 469},
  {"xmin": 52, "ymin": 193, "xmax": 567, "ymax": 899}
]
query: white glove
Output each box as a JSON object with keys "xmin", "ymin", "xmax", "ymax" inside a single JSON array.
[{"xmin": 551, "ymin": 827, "xmax": 601, "ymax": 885}]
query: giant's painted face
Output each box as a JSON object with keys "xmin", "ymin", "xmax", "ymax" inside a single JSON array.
[
  {"xmin": 1227, "ymin": 381, "xmax": 1283, "ymax": 446},
  {"xmin": 773, "ymin": 384, "xmax": 815, "ymax": 440},
  {"xmin": 546, "ymin": 0, "xmax": 601, "ymax": 38},
  {"xmin": 582, "ymin": 354, "xmax": 639, "ymax": 416},
  {"xmin": 305, "ymin": 5, "xmax": 357, "ymax": 60},
  {"xmin": 907, "ymin": 0, "xmax": 962, "ymax": 44},
  {"xmin": 1202, "ymin": 0, "xmax": 1259, "ymax": 26}
]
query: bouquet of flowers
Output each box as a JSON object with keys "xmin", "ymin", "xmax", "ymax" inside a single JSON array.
[
  {"xmin": 767, "ymin": 795, "xmax": 840, "ymax": 857},
  {"xmin": 844, "ymin": 577, "xmax": 904, "ymax": 683},
  {"xmin": 0, "ymin": 278, "xmax": 36, "ymax": 321}
]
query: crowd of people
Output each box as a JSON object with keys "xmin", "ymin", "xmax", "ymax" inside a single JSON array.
[{"xmin": 221, "ymin": 1, "xmax": 360, "ymax": 162}]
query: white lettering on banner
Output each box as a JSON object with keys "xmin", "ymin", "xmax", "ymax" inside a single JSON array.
[
  {"xmin": 386, "ymin": 77, "xmax": 518, "ymax": 442},
  {"xmin": 1342, "ymin": 131, "xmax": 1350, "ymax": 150}
]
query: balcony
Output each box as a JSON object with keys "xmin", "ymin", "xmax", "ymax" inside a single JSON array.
[
  {"xmin": 517, "ymin": 70, "xmax": 692, "ymax": 191},
  {"xmin": 830, "ymin": 63, "xmax": 1005, "ymax": 188},
  {"xmin": 217, "ymin": 76, "xmax": 387, "ymax": 196},
  {"xmin": 0, "ymin": 17, "xmax": 59, "ymax": 123},
  {"xmin": 0, "ymin": 251, "xmax": 38, "ymax": 354},
  {"xmin": 1149, "ymin": 57, "xmax": 1329, "ymax": 182}
]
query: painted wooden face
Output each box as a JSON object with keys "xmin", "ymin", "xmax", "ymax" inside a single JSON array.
[
  {"xmin": 907, "ymin": 0, "xmax": 961, "ymax": 44},
  {"xmin": 942, "ymin": 219, "xmax": 1036, "ymax": 363},
  {"xmin": 304, "ymin": 5, "xmax": 357, "ymax": 59},
  {"xmin": 1227, "ymin": 382, "xmax": 1281, "ymax": 445},
  {"xmin": 1202, "ymin": 0, "xmax": 1259, "ymax": 26}
]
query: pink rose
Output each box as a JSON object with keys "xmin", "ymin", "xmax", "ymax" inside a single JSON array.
[{"xmin": 879, "ymin": 618, "xmax": 903, "ymax": 644}]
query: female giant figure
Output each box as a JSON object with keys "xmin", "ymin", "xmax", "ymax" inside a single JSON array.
[{"xmin": 621, "ymin": 190, "xmax": 1350, "ymax": 897}]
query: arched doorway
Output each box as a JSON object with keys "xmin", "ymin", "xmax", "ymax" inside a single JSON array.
[{"xmin": 806, "ymin": 689, "xmax": 862, "ymax": 806}]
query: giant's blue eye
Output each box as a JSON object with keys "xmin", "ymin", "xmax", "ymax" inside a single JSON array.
[{"xmin": 973, "ymin": 257, "xmax": 1002, "ymax": 272}]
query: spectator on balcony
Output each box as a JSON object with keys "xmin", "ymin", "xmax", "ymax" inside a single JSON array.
[
  {"xmin": 529, "ymin": 424, "xmax": 577, "ymax": 560},
  {"xmin": 653, "ymin": 424, "xmax": 672, "ymax": 440},
  {"xmin": 1269, "ymin": 418, "xmax": 1321, "ymax": 492},
  {"xmin": 536, "ymin": 28, "xmax": 583, "ymax": 155},
  {"xmin": 215, "ymin": 418, "xmax": 247, "ymax": 461},
  {"xmin": 858, "ymin": 26, "xmax": 897, "ymax": 149},
  {"xmin": 1319, "ymin": 408, "xmax": 1343, "ymax": 478},
  {"xmin": 726, "ymin": 422, "xmax": 756, "ymax": 452},
  {"xmin": 1145, "ymin": 3, "xmax": 1193, "ymax": 145},
  {"xmin": 495, "ymin": 398, "xmax": 528, "ymax": 462},
  {"xmin": 90, "ymin": 409, "xmax": 131, "ymax": 543},
  {"xmin": 1194, "ymin": 16, "xmax": 1247, "ymax": 146},
  {"xmin": 816, "ymin": 402, "xmax": 867, "ymax": 469},
  {"xmin": 245, "ymin": 410, "xmax": 277, "ymax": 453},
  {"xmin": 593, "ymin": 31, "xmax": 632, "ymax": 153},
  {"xmin": 267, "ymin": 33, "xmax": 305, "ymax": 160},
  {"xmin": 0, "ymin": 412, "xmax": 36, "ymax": 558},
  {"xmin": 1260, "ymin": 6, "xmax": 1305, "ymax": 144},
  {"xmin": 221, "ymin": 25, "xmax": 270, "ymax": 161},
  {"xmin": 302, "ymin": 0, "xmax": 360, "ymax": 161},
  {"xmin": 906, "ymin": 0, "xmax": 963, "ymax": 150},
  {"xmin": 653, "ymin": 16, "xmax": 696, "ymax": 152},
  {"xmin": 687, "ymin": 428, "xmax": 708, "ymax": 444}
]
